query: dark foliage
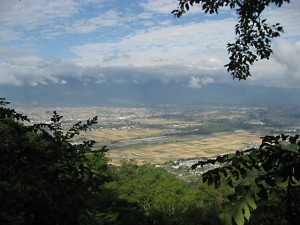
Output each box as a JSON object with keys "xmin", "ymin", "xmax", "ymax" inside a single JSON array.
[
  {"xmin": 0, "ymin": 98, "xmax": 110, "ymax": 225},
  {"xmin": 189, "ymin": 134, "xmax": 300, "ymax": 225}
]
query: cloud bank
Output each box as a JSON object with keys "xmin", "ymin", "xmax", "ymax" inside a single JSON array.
[{"xmin": 0, "ymin": 0, "xmax": 299, "ymax": 90}]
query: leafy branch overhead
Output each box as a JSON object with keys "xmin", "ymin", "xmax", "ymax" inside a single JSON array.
[{"xmin": 172, "ymin": 0, "xmax": 290, "ymax": 80}]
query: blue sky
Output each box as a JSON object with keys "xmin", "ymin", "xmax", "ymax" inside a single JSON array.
[{"xmin": 0, "ymin": 0, "xmax": 300, "ymax": 94}]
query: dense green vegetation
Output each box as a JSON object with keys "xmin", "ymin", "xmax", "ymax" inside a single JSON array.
[
  {"xmin": 189, "ymin": 134, "xmax": 300, "ymax": 225},
  {"xmin": 0, "ymin": 98, "xmax": 113, "ymax": 225},
  {"xmin": 106, "ymin": 159, "xmax": 224, "ymax": 225},
  {"xmin": 1, "ymin": 98, "xmax": 299, "ymax": 225}
]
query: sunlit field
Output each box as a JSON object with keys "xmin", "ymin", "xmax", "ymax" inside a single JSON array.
[
  {"xmin": 84, "ymin": 128, "xmax": 263, "ymax": 165},
  {"xmin": 17, "ymin": 105, "xmax": 299, "ymax": 166}
]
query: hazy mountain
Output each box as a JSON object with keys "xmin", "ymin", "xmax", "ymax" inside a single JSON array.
[{"xmin": 1, "ymin": 78, "xmax": 300, "ymax": 107}]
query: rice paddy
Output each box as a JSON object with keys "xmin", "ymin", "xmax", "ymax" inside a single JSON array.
[{"xmin": 83, "ymin": 127, "xmax": 263, "ymax": 165}]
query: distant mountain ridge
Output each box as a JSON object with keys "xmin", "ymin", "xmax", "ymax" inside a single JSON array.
[{"xmin": 1, "ymin": 78, "xmax": 300, "ymax": 107}]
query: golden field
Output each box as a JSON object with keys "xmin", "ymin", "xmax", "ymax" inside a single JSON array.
[{"xmin": 81, "ymin": 129, "xmax": 263, "ymax": 165}]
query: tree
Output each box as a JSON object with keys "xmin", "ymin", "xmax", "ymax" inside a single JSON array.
[
  {"xmin": 0, "ymin": 98, "xmax": 111, "ymax": 225},
  {"xmin": 107, "ymin": 159, "xmax": 223, "ymax": 225},
  {"xmin": 172, "ymin": 2, "xmax": 300, "ymax": 224},
  {"xmin": 189, "ymin": 134, "xmax": 300, "ymax": 225},
  {"xmin": 172, "ymin": 0, "xmax": 290, "ymax": 80}
]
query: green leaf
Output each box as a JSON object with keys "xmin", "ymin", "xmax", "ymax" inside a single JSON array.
[
  {"xmin": 243, "ymin": 204, "xmax": 250, "ymax": 221},
  {"xmin": 232, "ymin": 204, "xmax": 244, "ymax": 225},
  {"xmin": 245, "ymin": 193, "xmax": 256, "ymax": 210}
]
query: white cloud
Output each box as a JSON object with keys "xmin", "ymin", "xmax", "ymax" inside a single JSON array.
[
  {"xmin": 188, "ymin": 76, "xmax": 214, "ymax": 89},
  {"xmin": 140, "ymin": 0, "xmax": 178, "ymax": 14},
  {"xmin": 140, "ymin": 0, "xmax": 205, "ymax": 15},
  {"xmin": 0, "ymin": 45, "xmax": 220, "ymax": 87},
  {"xmin": 79, "ymin": 0, "xmax": 105, "ymax": 5},
  {"xmin": 262, "ymin": 1, "xmax": 300, "ymax": 40},
  {"xmin": 247, "ymin": 38, "xmax": 300, "ymax": 87},
  {"xmin": 0, "ymin": 0, "xmax": 81, "ymax": 41},
  {"xmin": 0, "ymin": 0, "xmax": 79, "ymax": 29},
  {"xmin": 0, "ymin": 0, "xmax": 299, "ymax": 89},
  {"xmin": 0, "ymin": 47, "xmax": 78, "ymax": 86},
  {"xmin": 0, "ymin": 0, "xmax": 116, "ymax": 39},
  {"xmin": 0, "ymin": 47, "xmax": 42, "ymax": 66},
  {"xmin": 68, "ymin": 18, "xmax": 235, "ymax": 87},
  {"xmin": 67, "ymin": 10, "xmax": 121, "ymax": 33},
  {"xmin": 0, "ymin": 72, "xmax": 23, "ymax": 86},
  {"xmin": 272, "ymin": 39, "xmax": 300, "ymax": 86},
  {"xmin": 71, "ymin": 19, "xmax": 235, "ymax": 68},
  {"xmin": 0, "ymin": 27, "xmax": 22, "ymax": 42}
]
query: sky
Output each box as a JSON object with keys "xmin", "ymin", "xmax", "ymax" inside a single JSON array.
[{"xmin": 0, "ymin": 0, "xmax": 300, "ymax": 105}]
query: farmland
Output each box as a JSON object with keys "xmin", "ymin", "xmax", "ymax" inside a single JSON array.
[{"xmin": 15, "ymin": 104, "xmax": 300, "ymax": 165}]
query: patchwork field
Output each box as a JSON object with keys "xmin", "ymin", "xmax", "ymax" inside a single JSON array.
[
  {"xmin": 17, "ymin": 104, "xmax": 299, "ymax": 166},
  {"xmin": 85, "ymin": 129, "xmax": 263, "ymax": 165}
]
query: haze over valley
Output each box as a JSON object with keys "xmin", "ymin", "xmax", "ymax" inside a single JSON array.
[{"xmin": 15, "ymin": 103, "xmax": 300, "ymax": 165}]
